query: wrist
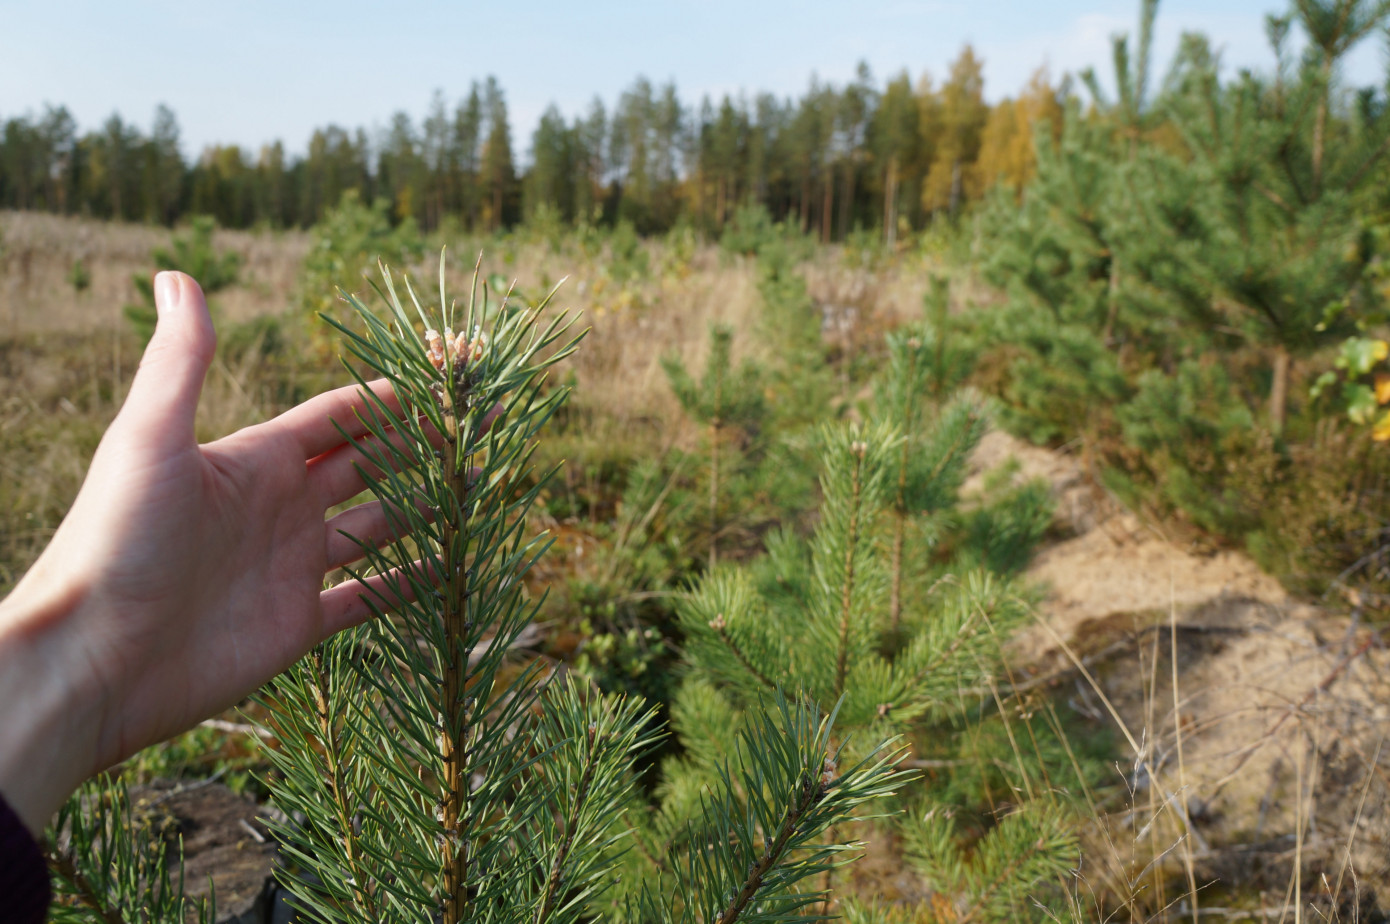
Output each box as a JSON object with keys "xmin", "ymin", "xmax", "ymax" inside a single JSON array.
[{"xmin": 0, "ymin": 565, "xmax": 103, "ymax": 837}]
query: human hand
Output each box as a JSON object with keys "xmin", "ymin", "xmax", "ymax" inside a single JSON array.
[{"xmin": 0, "ymin": 272, "xmax": 429, "ymax": 834}]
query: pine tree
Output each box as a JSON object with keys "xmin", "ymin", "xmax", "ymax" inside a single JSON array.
[
  {"xmin": 481, "ymin": 76, "xmax": 516, "ymax": 230},
  {"xmin": 526, "ymin": 105, "xmax": 578, "ymax": 224},
  {"xmin": 875, "ymin": 319, "xmax": 986, "ymax": 638},
  {"xmin": 661, "ymin": 324, "xmax": 767, "ymax": 569},
  {"xmin": 1162, "ymin": 0, "xmax": 1390, "ymax": 431},
  {"xmin": 453, "ymin": 85, "xmax": 485, "ymax": 230},
  {"xmin": 975, "ymin": 0, "xmax": 1390, "ymax": 591},
  {"xmin": 123, "ymin": 216, "xmax": 242, "ymax": 344},
  {"xmin": 871, "ymin": 72, "xmax": 919, "ymax": 247},
  {"xmin": 922, "ymin": 46, "xmax": 988, "ymax": 217},
  {"xmin": 620, "ymin": 346, "xmax": 1071, "ymax": 918},
  {"xmin": 143, "ymin": 104, "xmax": 184, "ymax": 226}
]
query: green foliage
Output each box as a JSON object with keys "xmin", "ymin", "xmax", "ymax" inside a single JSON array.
[
  {"xmin": 1115, "ymin": 360, "xmax": 1257, "ymax": 534},
  {"xmin": 1311, "ymin": 336, "xmax": 1390, "ymax": 431},
  {"xmin": 720, "ymin": 203, "xmax": 814, "ymax": 261},
  {"xmin": 45, "ymin": 775, "xmax": 212, "ymax": 923},
  {"xmin": 663, "ymin": 324, "xmax": 768, "ymax": 567},
  {"xmin": 66, "ymin": 257, "xmax": 89, "ymax": 293},
  {"xmin": 606, "ymin": 219, "xmax": 650, "ymax": 284},
  {"xmin": 244, "ymin": 257, "xmax": 905, "ymax": 923},
  {"xmin": 637, "ymin": 695, "xmax": 911, "ymax": 924},
  {"xmin": 971, "ymin": 0, "xmax": 1390, "ymax": 599},
  {"xmin": 621, "ymin": 343, "xmax": 1070, "ymax": 916},
  {"xmin": 115, "ymin": 723, "xmax": 263, "ymax": 795},
  {"xmin": 663, "ymin": 324, "xmax": 766, "ymax": 429},
  {"xmin": 754, "ymin": 248, "xmax": 837, "ymax": 434},
  {"xmin": 123, "ymin": 215, "xmax": 242, "ymax": 343},
  {"xmin": 901, "ymin": 803, "xmax": 1077, "ymax": 922},
  {"xmin": 954, "ymin": 473, "xmax": 1054, "ymax": 577},
  {"xmin": 980, "ymin": 319, "xmax": 1127, "ymax": 446},
  {"xmin": 298, "ymin": 190, "xmax": 424, "ymax": 336}
]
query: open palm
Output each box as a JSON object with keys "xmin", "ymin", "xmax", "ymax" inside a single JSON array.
[{"xmin": 0, "ymin": 272, "xmax": 424, "ymax": 825}]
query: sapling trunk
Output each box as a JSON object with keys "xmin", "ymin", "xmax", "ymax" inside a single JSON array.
[
  {"xmin": 710, "ymin": 415, "xmax": 721, "ymax": 570},
  {"xmin": 833, "ymin": 440, "xmax": 867, "ymax": 700},
  {"xmin": 928, "ymin": 276, "xmax": 948, "ymax": 396},
  {"xmin": 440, "ymin": 459, "xmax": 472, "ymax": 924},
  {"xmin": 888, "ymin": 343, "xmax": 920, "ymax": 636},
  {"xmin": 1270, "ymin": 342, "xmax": 1291, "ymax": 434}
]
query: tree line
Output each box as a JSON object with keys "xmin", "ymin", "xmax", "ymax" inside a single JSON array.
[{"xmin": 0, "ymin": 49, "xmax": 1062, "ymax": 239}]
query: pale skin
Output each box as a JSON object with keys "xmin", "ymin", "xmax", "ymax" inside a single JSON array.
[{"xmin": 0, "ymin": 271, "xmax": 436, "ymax": 837}]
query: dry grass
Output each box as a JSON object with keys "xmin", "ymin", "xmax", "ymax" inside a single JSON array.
[{"xmin": 0, "ymin": 212, "xmax": 954, "ymax": 589}]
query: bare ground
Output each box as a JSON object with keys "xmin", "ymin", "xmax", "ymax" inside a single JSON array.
[{"xmin": 969, "ymin": 429, "xmax": 1390, "ymax": 913}]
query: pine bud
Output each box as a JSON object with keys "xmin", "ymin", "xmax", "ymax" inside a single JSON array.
[
  {"xmin": 425, "ymin": 329, "xmax": 447, "ymax": 371},
  {"xmin": 708, "ymin": 613, "xmax": 727, "ymax": 631},
  {"xmin": 906, "ymin": 337, "xmax": 922, "ymax": 350},
  {"xmin": 850, "ymin": 440, "xmax": 867, "ymax": 457}
]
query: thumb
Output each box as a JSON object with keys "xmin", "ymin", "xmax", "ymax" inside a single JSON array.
[{"xmin": 121, "ymin": 271, "xmax": 217, "ymax": 446}]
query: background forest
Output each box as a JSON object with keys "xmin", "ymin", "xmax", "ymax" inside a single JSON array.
[
  {"xmin": 0, "ymin": 49, "xmax": 1037, "ymax": 237},
  {"xmin": 5, "ymin": 0, "xmax": 1390, "ymax": 922}
]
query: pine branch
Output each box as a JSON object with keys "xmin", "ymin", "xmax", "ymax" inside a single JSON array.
[
  {"xmin": 534, "ymin": 722, "xmax": 600, "ymax": 924},
  {"xmin": 709, "ymin": 614, "xmax": 778, "ymax": 692},
  {"xmin": 45, "ymin": 774, "xmax": 207, "ymax": 924},
  {"xmin": 888, "ymin": 339, "xmax": 921, "ymax": 634},
  {"xmin": 440, "ymin": 382, "xmax": 475, "ymax": 924},
  {"xmin": 45, "ymin": 851, "xmax": 127, "ymax": 924},
  {"xmin": 714, "ymin": 774, "xmax": 823, "ymax": 924},
  {"xmin": 668, "ymin": 693, "xmax": 911, "ymax": 924},
  {"xmin": 311, "ymin": 648, "xmax": 376, "ymax": 917}
]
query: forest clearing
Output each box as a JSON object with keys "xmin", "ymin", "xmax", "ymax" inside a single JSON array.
[{"xmin": 3, "ymin": 1, "xmax": 1390, "ymax": 922}]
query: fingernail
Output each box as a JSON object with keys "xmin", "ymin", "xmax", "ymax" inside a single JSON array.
[{"xmin": 154, "ymin": 271, "xmax": 180, "ymax": 317}]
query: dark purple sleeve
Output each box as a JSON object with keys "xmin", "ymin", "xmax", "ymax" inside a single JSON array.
[{"xmin": 0, "ymin": 790, "xmax": 50, "ymax": 924}]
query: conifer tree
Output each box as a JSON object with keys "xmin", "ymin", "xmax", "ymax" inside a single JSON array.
[
  {"xmin": 481, "ymin": 77, "xmax": 517, "ymax": 230},
  {"xmin": 871, "ymin": 72, "xmax": 919, "ymax": 246},
  {"xmin": 619, "ymin": 349, "xmax": 1070, "ymax": 918},
  {"xmin": 1162, "ymin": 0, "xmax": 1390, "ymax": 431},
  {"xmin": 124, "ymin": 216, "xmax": 242, "ymax": 344},
  {"xmin": 922, "ymin": 46, "xmax": 988, "ymax": 216},
  {"xmin": 875, "ymin": 321, "xmax": 986, "ymax": 637},
  {"xmin": 661, "ymin": 324, "xmax": 767, "ymax": 569}
]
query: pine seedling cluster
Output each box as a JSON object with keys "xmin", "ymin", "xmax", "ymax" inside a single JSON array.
[
  {"xmin": 875, "ymin": 314, "xmax": 985, "ymax": 639},
  {"xmin": 249, "ymin": 257, "xmax": 908, "ymax": 924},
  {"xmin": 975, "ymin": 0, "xmax": 1390, "ymax": 594}
]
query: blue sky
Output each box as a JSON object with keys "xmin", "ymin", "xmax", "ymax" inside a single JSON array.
[{"xmin": 2, "ymin": 1, "xmax": 1385, "ymax": 160}]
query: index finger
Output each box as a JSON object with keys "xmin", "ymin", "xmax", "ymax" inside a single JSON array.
[{"xmin": 273, "ymin": 379, "xmax": 402, "ymax": 460}]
